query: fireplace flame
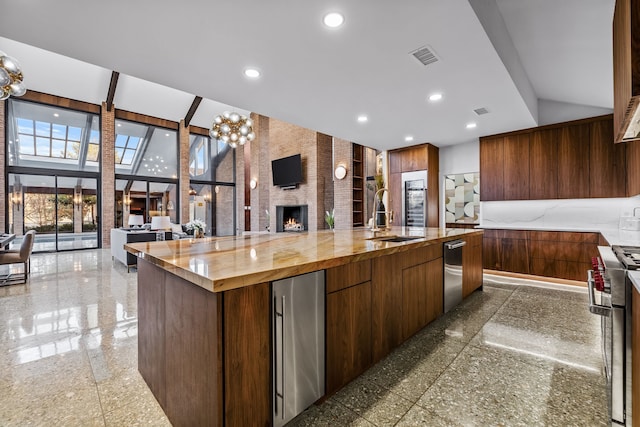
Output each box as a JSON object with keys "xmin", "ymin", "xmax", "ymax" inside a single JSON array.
[{"xmin": 284, "ymin": 217, "xmax": 304, "ymax": 231}]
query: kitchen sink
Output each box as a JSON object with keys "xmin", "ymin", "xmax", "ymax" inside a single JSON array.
[{"xmin": 377, "ymin": 236, "xmax": 422, "ymax": 243}]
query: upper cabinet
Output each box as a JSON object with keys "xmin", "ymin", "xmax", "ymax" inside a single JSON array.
[
  {"xmin": 613, "ymin": 0, "xmax": 640, "ymax": 142},
  {"xmin": 388, "ymin": 143, "xmax": 439, "ymax": 227},
  {"xmin": 480, "ymin": 115, "xmax": 627, "ymax": 201}
]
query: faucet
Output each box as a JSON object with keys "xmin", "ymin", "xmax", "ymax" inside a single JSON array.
[{"xmin": 371, "ymin": 188, "xmax": 393, "ymax": 232}]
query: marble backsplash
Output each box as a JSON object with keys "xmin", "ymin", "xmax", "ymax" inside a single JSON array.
[{"xmin": 480, "ymin": 195, "xmax": 640, "ymax": 231}]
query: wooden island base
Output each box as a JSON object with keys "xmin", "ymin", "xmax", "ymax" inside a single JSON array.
[{"xmin": 131, "ymin": 228, "xmax": 484, "ymax": 427}]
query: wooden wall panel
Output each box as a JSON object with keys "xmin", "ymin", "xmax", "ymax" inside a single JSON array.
[
  {"xmin": 389, "ymin": 172, "xmax": 402, "ymax": 227},
  {"xmin": 137, "ymin": 260, "xmax": 167, "ymax": 407},
  {"xmin": 530, "ymin": 129, "xmax": 558, "ymax": 199},
  {"xmin": 166, "ymin": 273, "xmax": 222, "ymax": 427},
  {"xmin": 224, "ymin": 283, "xmax": 270, "ymax": 427},
  {"xmin": 326, "ymin": 281, "xmax": 372, "ymax": 394},
  {"xmin": 479, "ymin": 136, "xmax": 504, "ymax": 201},
  {"xmin": 558, "ymin": 124, "xmax": 590, "ymax": 199},
  {"xmin": 503, "ymin": 134, "xmax": 530, "ymax": 200},
  {"xmin": 501, "ymin": 238, "xmax": 530, "ymax": 274},
  {"xmin": 427, "ymin": 144, "xmax": 440, "ymax": 227}
]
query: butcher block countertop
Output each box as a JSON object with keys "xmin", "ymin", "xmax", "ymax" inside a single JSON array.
[{"xmin": 125, "ymin": 227, "xmax": 482, "ymax": 293}]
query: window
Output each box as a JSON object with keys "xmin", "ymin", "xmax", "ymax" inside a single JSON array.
[
  {"xmin": 7, "ymin": 99, "xmax": 100, "ymax": 172},
  {"xmin": 115, "ymin": 119, "xmax": 178, "ymax": 179}
]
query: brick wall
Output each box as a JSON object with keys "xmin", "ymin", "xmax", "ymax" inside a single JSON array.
[
  {"xmin": 179, "ymin": 120, "xmax": 190, "ymax": 224},
  {"xmin": 332, "ymin": 138, "xmax": 353, "ymax": 229},
  {"xmin": 268, "ymin": 117, "xmax": 327, "ymax": 232},
  {"xmin": 101, "ymin": 103, "xmax": 115, "ymax": 247},
  {"xmin": 316, "ymin": 133, "xmax": 334, "ymax": 230},
  {"xmin": 250, "ymin": 113, "xmax": 270, "ymax": 232}
]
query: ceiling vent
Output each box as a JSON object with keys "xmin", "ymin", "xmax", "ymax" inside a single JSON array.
[
  {"xmin": 474, "ymin": 107, "xmax": 490, "ymax": 116},
  {"xmin": 410, "ymin": 45, "xmax": 439, "ymax": 66}
]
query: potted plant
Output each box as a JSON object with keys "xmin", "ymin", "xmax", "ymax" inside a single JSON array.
[
  {"xmin": 325, "ymin": 208, "xmax": 335, "ymax": 230},
  {"xmin": 185, "ymin": 219, "xmax": 206, "ymax": 238}
]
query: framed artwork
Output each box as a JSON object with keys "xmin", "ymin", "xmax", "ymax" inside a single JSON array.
[{"xmin": 445, "ymin": 172, "xmax": 480, "ymax": 223}]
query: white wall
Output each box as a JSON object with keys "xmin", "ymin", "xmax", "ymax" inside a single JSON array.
[
  {"xmin": 538, "ymin": 99, "xmax": 613, "ymax": 126},
  {"xmin": 438, "ymin": 140, "xmax": 479, "ymax": 227}
]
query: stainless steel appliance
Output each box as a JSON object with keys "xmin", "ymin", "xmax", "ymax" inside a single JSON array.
[
  {"xmin": 588, "ymin": 246, "xmax": 633, "ymax": 425},
  {"xmin": 401, "ymin": 171, "xmax": 427, "ymax": 227},
  {"xmin": 444, "ymin": 239, "xmax": 466, "ymax": 313},
  {"xmin": 272, "ymin": 271, "xmax": 325, "ymax": 427}
]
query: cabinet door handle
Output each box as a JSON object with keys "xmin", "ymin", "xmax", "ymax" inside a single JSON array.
[{"xmin": 274, "ymin": 295, "xmax": 285, "ymax": 419}]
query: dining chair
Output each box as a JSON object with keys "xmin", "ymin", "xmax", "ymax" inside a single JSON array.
[{"xmin": 0, "ymin": 230, "xmax": 36, "ymax": 285}]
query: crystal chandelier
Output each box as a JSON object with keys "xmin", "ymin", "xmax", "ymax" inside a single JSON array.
[
  {"xmin": 0, "ymin": 51, "xmax": 26, "ymax": 100},
  {"xmin": 210, "ymin": 111, "xmax": 255, "ymax": 148}
]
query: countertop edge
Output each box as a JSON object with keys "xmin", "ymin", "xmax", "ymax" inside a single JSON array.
[
  {"xmin": 628, "ymin": 271, "xmax": 640, "ymax": 294},
  {"xmin": 126, "ymin": 229, "xmax": 483, "ymax": 293}
]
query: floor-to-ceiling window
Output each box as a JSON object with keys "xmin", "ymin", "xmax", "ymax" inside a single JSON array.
[
  {"xmin": 189, "ymin": 133, "xmax": 236, "ymax": 236},
  {"xmin": 114, "ymin": 119, "xmax": 178, "ymax": 227},
  {"xmin": 6, "ymin": 99, "xmax": 101, "ymax": 252}
]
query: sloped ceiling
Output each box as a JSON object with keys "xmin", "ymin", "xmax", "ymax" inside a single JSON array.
[{"xmin": 0, "ymin": 0, "xmax": 615, "ymax": 150}]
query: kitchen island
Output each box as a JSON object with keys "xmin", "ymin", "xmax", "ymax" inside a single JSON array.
[{"xmin": 126, "ymin": 227, "xmax": 484, "ymax": 427}]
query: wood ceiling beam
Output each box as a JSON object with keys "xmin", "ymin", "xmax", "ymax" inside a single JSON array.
[
  {"xmin": 184, "ymin": 96, "xmax": 202, "ymax": 127},
  {"xmin": 106, "ymin": 71, "xmax": 120, "ymax": 111}
]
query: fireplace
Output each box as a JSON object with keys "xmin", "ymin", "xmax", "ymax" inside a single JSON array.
[{"xmin": 276, "ymin": 205, "xmax": 308, "ymax": 232}]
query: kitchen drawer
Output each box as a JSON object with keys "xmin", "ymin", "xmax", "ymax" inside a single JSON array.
[
  {"xmin": 326, "ymin": 259, "xmax": 371, "ymax": 293},
  {"xmin": 528, "ymin": 230, "xmax": 599, "ymax": 243},
  {"xmin": 481, "ymin": 229, "xmax": 528, "ymax": 240},
  {"xmin": 402, "ymin": 244, "xmax": 442, "ymax": 268},
  {"xmin": 529, "ymin": 241, "xmax": 597, "ymax": 262}
]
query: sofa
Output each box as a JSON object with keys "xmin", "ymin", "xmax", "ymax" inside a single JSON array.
[{"xmin": 110, "ymin": 229, "xmax": 172, "ymax": 272}]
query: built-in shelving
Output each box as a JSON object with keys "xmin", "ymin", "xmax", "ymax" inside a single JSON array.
[{"xmin": 352, "ymin": 144, "xmax": 364, "ymax": 227}]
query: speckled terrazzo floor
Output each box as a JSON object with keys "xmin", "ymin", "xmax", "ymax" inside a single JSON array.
[{"xmin": 0, "ymin": 249, "xmax": 608, "ymax": 426}]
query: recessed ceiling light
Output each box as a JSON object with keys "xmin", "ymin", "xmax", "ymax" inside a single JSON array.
[
  {"xmin": 405, "ymin": 136, "xmax": 414, "ymax": 142},
  {"xmin": 357, "ymin": 115, "xmax": 368, "ymax": 123},
  {"xmin": 165, "ymin": 133, "xmax": 170, "ymax": 137},
  {"xmin": 244, "ymin": 68, "xmax": 260, "ymax": 78},
  {"xmin": 323, "ymin": 12, "xmax": 344, "ymax": 28},
  {"xmin": 53, "ymin": 113, "xmax": 59, "ymax": 117},
  {"xmin": 117, "ymin": 123, "xmax": 121, "ymax": 127},
  {"xmin": 466, "ymin": 122, "xmax": 477, "ymax": 129},
  {"xmin": 429, "ymin": 93, "xmax": 443, "ymax": 102}
]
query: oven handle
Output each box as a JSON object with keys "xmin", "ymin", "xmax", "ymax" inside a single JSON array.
[{"xmin": 587, "ymin": 270, "xmax": 611, "ymax": 316}]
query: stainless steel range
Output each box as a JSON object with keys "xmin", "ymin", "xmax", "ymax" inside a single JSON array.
[{"xmin": 588, "ymin": 246, "xmax": 633, "ymax": 426}]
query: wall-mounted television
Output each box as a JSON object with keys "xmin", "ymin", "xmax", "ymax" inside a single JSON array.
[{"xmin": 272, "ymin": 154, "xmax": 303, "ymax": 187}]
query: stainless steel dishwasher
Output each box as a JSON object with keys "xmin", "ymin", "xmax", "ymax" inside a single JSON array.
[
  {"xmin": 444, "ymin": 239, "xmax": 466, "ymax": 312},
  {"xmin": 272, "ymin": 270, "xmax": 325, "ymax": 427}
]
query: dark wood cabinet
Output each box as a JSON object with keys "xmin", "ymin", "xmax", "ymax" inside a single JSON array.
[
  {"xmin": 401, "ymin": 256, "xmax": 443, "ymax": 340},
  {"xmin": 557, "ymin": 124, "xmax": 590, "ymax": 199},
  {"xmin": 388, "ymin": 143, "xmax": 439, "ymax": 227},
  {"xmin": 628, "ymin": 139, "xmax": 640, "ymax": 196},
  {"xmin": 503, "ymin": 134, "xmax": 530, "ymax": 200},
  {"xmin": 224, "ymin": 283, "xmax": 271, "ymax": 427},
  {"xmin": 326, "ymin": 280, "xmax": 372, "ymax": 395},
  {"xmin": 326, "ymin": 260, "xmax": 372, "ymax": 394},
  {"xmin": 371, "ymin": 253, "xmax": 403, "ymax": 363},
  {"xmin": 482, "ymin": 229, "xmax": 600, "ymax": 281},
  {"xmin": 529, "ymin": 128, "xmax": 559, "ymax": 199},
  {"xmin": 462, "ymin": 234, "xmax": 483, "ymax": 298},
  {"xmin": 479, "ymin": 136, "xmax": 504, "ymax": 201},
  {"xmin": 590, "ymin": 119, "xmax": 626, "ymax": 197},
  {"xmin": 481, "ymin": 115, "xmax": 623, "ymax": 201}
]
